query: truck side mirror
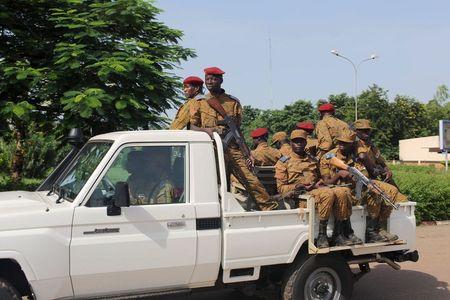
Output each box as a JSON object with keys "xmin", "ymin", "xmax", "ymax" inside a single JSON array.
[{"xmin": 107, "ymin": 182, "xmax": 130, "ymax": 216}]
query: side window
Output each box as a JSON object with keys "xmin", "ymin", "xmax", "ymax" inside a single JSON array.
[{"xmin": 87, "ymin": 145, "xmax": 186, "ymax": 207}]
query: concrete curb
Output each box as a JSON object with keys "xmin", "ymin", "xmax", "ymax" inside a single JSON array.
[{"xmin": 419, "ymin": 220, "xmax": 450, "ymax": 226}]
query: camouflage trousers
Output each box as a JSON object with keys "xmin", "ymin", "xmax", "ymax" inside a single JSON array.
[
  {"xmin": 330, "ymin": 186, "xmax": 353, "ymax": 220},
  {"xmin": 227, "ymin": 147, "xmax": 276, "ymax": 211},
  {"xmin": 307, "ymin": 188, "xmax": 335, "ymax": 220},
  {"xmin": 365, "ymin": 180, "xmax": 408, "ymax": 221}
]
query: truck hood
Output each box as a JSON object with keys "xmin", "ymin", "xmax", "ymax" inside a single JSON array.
[
  {"xmin": 0, "ymin": 191, "xmax": 50, "ymax": 214},
  {"xmin": 0, "ymin": 191, "xmax": 74, "ymax": 232}
]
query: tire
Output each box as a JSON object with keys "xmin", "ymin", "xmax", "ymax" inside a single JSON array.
[
  {"xmin": 282, "ymin": 254, "xmax": 353, "ymax": 300},
  {"xmin": 0, "ymin": 277, "xmax": 21, "ymax": 300}
]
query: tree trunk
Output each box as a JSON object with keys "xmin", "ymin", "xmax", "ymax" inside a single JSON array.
[{"xmin": 10, "ymin": 124, "xmax": 26, "ymax": 183}]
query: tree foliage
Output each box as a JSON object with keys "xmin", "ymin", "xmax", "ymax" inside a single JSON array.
[{"xmin": 0, "ymin": 0, "xmax": 194, "ymax": 180}]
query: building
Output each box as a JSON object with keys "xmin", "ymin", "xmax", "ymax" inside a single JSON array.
[{"xmin": 399, "ymin": 135, "xmax": 445, "ymax": 163}]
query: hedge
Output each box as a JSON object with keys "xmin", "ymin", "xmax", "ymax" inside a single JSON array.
[{"xmin": 390, "ymin": 164, "xmax": 450, "ymax": 223}]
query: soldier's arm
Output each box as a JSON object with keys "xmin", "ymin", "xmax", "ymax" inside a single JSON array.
[
  {"xmin": 234, "ymin": 101, "xmax": 243, "ymax": 127},
  {"xmin": 316, "ymin": 121, "xmax": 333, "ymax": 152},
  {"xmin": 319, "ymin": 156, "xmax": 341, "ymax": 185},
  {"xmin": 170, "ymin": 102, "xmax": 189, "ymax": 130}
]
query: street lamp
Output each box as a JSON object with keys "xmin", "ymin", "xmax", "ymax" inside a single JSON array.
[{"xmin": 331, "ymin": 50, "xmax": 378, "ymax": 121}]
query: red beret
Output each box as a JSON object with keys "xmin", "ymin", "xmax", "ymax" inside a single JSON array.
[
  {"xmin": 296, "ymin": 121, "xmax": 315, "ymax": 131},
  {"xmin": 250, "ymin": 127, "xmax": 269, "ymax": 138},
  {"xmin": 183, "ymin": 76, "xmax": 203, "ymax": 85},
  {"xmin": 204, "ymin": 67, "xmax": 225, "ymax": 75},
  {"xmin": 318, "ymin": 103, "xmax": 335, "ymax": 112}
]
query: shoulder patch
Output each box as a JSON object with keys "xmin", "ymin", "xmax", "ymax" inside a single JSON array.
[
  {"xmin": 325, "ymin": 152, "xmax": 336, "ymax": 160},
  {"xmin": 279, "ymin": 155, "xmax": 290, "ymax": 163}
]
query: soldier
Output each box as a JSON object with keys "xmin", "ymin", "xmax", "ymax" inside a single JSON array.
[
  {"xmin": 296, "ymin": 121, "xmax": 318, "ymax": 157},
  {"xmin": 275, "ymin": 130, "xmax": 340, "ymax": 248},
  {"xmin": 170, "ymin": 76, "xmax": 205, "ymax": 130},
  {"xmin": 354, "ymin": 119, "xmax": 408, "ymax": 241},
  {"xmin": 126, "ymin": 149, "xmax": 174, "ymax": 205},
  {"xmin": 190, "ymin": 67, "xmax": 276, "ymax": 211},
  {"xmin": 354, "ymin": 119, "xmax": 395, "ymax": 184},
  {"xmin": 250, "ymin": 127, "xmax": 281, "ymax": 166},
  {"xmin": 319, "ymin": 131, "xmax": 364, "ymax": 246},
  {"xmin": 315, "ymin": 103, "xmax": 352, "ymax": 159},
  {"xmin": 321, "ymin": 131, "xmax": 406, "ymax": 243},
  {"xmin": 271, "ymin": 131, "xmax": 292, "ymax": 156}
]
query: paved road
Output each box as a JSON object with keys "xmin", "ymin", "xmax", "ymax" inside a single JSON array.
[{"xmin": 153, "ymin": 224, "xmax": 450, "ymax": 300}]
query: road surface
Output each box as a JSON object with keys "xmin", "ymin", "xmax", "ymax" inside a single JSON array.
[{"xmin": 153, "ymin": 224, "xmax": 450, "ymax": 300}]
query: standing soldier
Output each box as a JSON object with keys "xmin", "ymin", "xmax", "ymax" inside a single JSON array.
[
  {"xmin": 190, "ymin": 67, "xmax": 276, "ymax": 211},
  {"xmin": 271, "ymin": 131, "xmax": 292, "ymax": 156},
  {"xmin": 315, "ymin": 103, "xmax": 352, "ymax": 159},
  {"xmin": 275, "ymin": 130, "xmax": 340, "ymax": 248},
  {"xmin": 250, "ymin": 127, "xmax": 281, "ymax": 166},
  {"xmin": 170, "ymin": 76, "xmax": 205, "ymax": 130},
  {"xmin": 296, "ymin": 121, "xmax": 318, "ymax": 157}
]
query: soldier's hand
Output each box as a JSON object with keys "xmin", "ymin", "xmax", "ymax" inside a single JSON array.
[
  {"xmin": 338, "ymin": 170, "xmax": 351, "ymax": 179},
  {"xmin": 384, "ymin": 169, "xmax": 393, "ymax": 181},
  {"xmin": 246, "ymin": 158, "xmax": 254, "ymax": 170},
  {"xmin": 304, "ymin": 183, "xmax": 315, "ymax": 191},
  {"xmin": 203, "ymin": 128, "xmax": 215, "ymax": 138}
]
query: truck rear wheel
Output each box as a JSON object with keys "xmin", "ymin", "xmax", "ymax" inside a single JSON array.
[
  {"xmin": 0, "ymin": 278, "xmax": 21, "ymax": 300},
  {"xmin": 282, "ymin": 254, "xmax": 353, "ymax": 300}
]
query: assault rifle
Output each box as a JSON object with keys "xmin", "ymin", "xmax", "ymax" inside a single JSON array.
[
  {"xmin": 206, "ymin": 98, "xmax": 252, "ymax": 161},
  {"xmin": 327, "ymin": 155, "xmax": 399, "ymax": 210}
]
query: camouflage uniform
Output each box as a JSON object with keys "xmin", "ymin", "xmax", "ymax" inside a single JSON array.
[
  {"xmin": 315, "ymin": 115, "xmax": 352, "ymax": 158},
  {"xmin": 319, "ymin": 147, "xmax": 364, "ymax": 220},
  {"xmin": 191, "ymin": 90, "xmax": 275, "ymax": 210},
  {"xmin": 170, "ymin": 94, "xmax": 204, "ymax": 130},
  {"xmin": 128, "ymin": 174, "xmax": 174, "ymax": 205},
  {"xmin": 251, "ymin": 142, "xmax": 281, "ymax": 166},
  {"xmin": 275, "ymin": 151, "xmax": 335, "ymax": 220}
]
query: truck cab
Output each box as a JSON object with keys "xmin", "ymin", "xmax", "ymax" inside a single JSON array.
[{"xmin": 0, "ymin": 130, "xmax": 418, "ymax": 300}]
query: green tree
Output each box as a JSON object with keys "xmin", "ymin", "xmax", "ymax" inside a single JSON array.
[{"xmin": 0, "ymin": 0, "xmax": 194, "ymax": 180}]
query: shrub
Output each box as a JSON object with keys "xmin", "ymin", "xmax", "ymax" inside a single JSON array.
[
  {"xmin": 391, "ymin": 164, "xmax": 450, "ymax": 223},
  {"xmin": 0, "ymin": 174, "xmax": 42, "ymax": 192}
]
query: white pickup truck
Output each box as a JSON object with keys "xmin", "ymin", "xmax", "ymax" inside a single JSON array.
[{"xmin": 0, "ymin": 130, "xmax": 419, "ymax": 300}]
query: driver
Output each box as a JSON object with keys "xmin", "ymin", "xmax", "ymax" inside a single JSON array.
[{"xmin": 126, "ymin": 148, "xmax": 174, "ymax": 205}]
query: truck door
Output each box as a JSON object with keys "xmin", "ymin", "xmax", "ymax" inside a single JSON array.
[{"xmin": 70, "ymin": 144, "xmax": 196, "ymax": 297}]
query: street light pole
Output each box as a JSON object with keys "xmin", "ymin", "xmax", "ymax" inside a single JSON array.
[{"xmin": 331, "ymin": 50, "xmax": 378, "ymax": 121}]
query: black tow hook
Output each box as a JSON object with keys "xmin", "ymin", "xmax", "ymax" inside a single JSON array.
[{"xmin": 394, "ymin": 250, "xmax": 419, "ymax": 263}]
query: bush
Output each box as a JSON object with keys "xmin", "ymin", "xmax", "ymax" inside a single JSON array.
[
  {"xmin": 391, "ymin": 164, "xmax": 450, "ymax": 223},
  {"xmin": 0, "ymin": 173, "xmax": 42, "ymax": 192}
]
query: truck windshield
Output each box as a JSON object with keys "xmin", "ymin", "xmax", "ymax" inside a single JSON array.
[{"xmin": 55, "ymin": 141, "xmax": 112, "ymax": 202}]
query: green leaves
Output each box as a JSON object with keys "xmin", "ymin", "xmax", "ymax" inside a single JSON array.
[{"xmin": 1, "ymin": 101, "xmax": 35, "ymax": 120}]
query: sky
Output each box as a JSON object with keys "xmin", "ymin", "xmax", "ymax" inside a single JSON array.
[{"xmin": 157, "ymin": 0, "xmax": 450, "ymax": 110}]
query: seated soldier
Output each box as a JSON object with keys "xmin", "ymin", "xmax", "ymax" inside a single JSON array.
[
  {"xmin": 250, "ymin": 127, "xmax": 281, "ymax": 166},
  {"xmin": 354, "ymin": 119, "xmax": 408, "ymax": 241},
  {"xmin": 126, "ymin": 148, "xmax": 174, "ymax": 205},
  {"xmin": 296, "ymin": 121, "xmax": 318, "ymax": 157},
  {"xmin": 321, "ymin": 131, "xmax": 404, "ymax": 243},
  {"xmin": 271, "ymin": 131, "xmax": 292, "ymax": 156},
  {"xmin": 319, "ymin": 132, "xmax": 363, "ymax": 246},
  {"xmin": 275, "ymin": 130, "xmax": 341, "ymax": 248}
]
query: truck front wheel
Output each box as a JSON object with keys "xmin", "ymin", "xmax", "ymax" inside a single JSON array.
[
  {"xmin": 0, "ymin": 278, "xmax": 21, "ymax": 300},
  {"xmin": 282, "ymin": 254, "xmax": 353, "ymax": 300}
]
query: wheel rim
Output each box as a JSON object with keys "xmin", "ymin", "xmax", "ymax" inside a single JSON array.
[{"xmin": 304, "ymin": 267, "xmax": 342, "ymax": 300}]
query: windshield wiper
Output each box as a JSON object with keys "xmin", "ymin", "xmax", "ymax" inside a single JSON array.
[
  {"xmin": 47, "ymin": 184, "xmax": 60, "ymax": 196},
  {"xmin": 56, "ymin": 187, "xmax": 66, "ymax": 204}
]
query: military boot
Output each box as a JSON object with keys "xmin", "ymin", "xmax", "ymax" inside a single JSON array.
[
  {"xmin": 317, "ymin": 220, "xmax": 329, "ymax": 248},
  {"xmin": 342, "ymin": 219, "xmax": 363, "ymax": 245},
  {"xmin": 365, "ymin": 217, "xmax": 387, "ymax": 243},
  {"xmin": 333, "ymin": 220, "xmax": 353, "ymax": 247},
  {"xmin": 377, "ymin": 219, "xmax": 398, "ymax": 242}
]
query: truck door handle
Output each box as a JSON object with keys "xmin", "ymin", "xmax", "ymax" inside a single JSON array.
[{"xmin": 167, "ymin": 221, "xmax": 186, "ymax": 229}]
